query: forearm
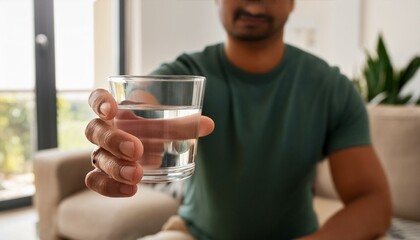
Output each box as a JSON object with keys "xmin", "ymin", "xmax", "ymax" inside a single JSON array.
[{"xmin": 300, "ymin": 193, "xmax": 391, "ymax": 240}]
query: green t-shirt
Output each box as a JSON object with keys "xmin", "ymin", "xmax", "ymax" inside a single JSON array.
[{"xmin": 151, "ymin": 43, "xmax": 371, "ymax": 239}]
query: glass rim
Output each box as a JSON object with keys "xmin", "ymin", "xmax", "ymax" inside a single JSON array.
[{"xmin": 108, "ymin": 75, "xmax": 205, "ymax": 82}]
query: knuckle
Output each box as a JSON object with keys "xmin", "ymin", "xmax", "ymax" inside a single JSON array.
[
  {"xmin": 85, "ymin": 170, "xmax": 113, "ymax": 196},
  {"xmin": 102, "ymin": 129, "xmax": 120, "ymax": 149},
  {"xmin": 89, "ymin": 89, "xmax": 116, "ymax": 119},
  {"xmin": 85, "ymin": 170, "xmax": 98, "ymax": 190},
  {"xmin": 97, "ymin": 177, "xmax": 112, "ymax": 196},
  {"xmin": 103, "ymin": 157, "xmax": 121, "ymax": 179},
  {"xmin": 93, "ymin": 150, "xmax": 124, "ymax": 182},
  {"xmin": 90, "ymin": 147, "xmax": 101, "ymax": 167},
  {"xmin": 85, "ymin": 118, "xmax": 103, "ymax": 143},
  {"xmin": 89, "ymin": 89, "xmax": 108, "ymax": 108}
]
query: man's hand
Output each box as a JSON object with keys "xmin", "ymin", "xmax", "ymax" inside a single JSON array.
[{"xmin": 84, "ymin": 88, "xmax": 214, "ymax": 197}]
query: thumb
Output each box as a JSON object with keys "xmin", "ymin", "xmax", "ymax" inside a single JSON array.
[{"xmin": 199, "ymin": 116, "xmax": 215, "ymax": 137}]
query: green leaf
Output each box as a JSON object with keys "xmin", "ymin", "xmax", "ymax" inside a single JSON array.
[
  {"xmin": 398, "ymin": 56, "xmax": 420, "ymax": 89},
  {"xmin": 358, "ymin": 34, "xmax": 419, "ymax": 105},
  {"xmin": 377, "ymin": 34, "xmax": 393, "ymax": 69},
  {"xmin": 365, "ymin": 54, "xmax": 382, "ymax": 101},
  {"xmin": 396, "ymin": 95, "xmax": 412, "ymax": 105},
  {"xmin": 376, "ymin": 35, "xmax": 397, "ymax": 100}
]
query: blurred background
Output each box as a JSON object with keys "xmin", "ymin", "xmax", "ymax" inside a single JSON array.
[{"xmin": 0, "ymin": 0, "xmax": 419, "ymax": 211}]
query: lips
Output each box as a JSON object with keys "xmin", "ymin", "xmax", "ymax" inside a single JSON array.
[{"xmin": 234, "ymin": 8, "xmax": 272, "ymax": 25}]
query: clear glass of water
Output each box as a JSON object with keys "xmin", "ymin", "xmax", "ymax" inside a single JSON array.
[{"xmin": 108, "ymin": 75, "xmax": 206, "ymax": 183}]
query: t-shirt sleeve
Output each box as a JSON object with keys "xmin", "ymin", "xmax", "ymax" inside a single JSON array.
[{"xmin": 324, "ymin": 74, "xmax": 371, "ymax": 155}]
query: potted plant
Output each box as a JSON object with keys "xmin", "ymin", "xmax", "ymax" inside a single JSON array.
[{"xmin": 353, "ymin": 34, "xmax": 420, "ymax": 105}]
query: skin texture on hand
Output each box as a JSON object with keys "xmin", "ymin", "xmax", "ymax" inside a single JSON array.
[{"xmin": 84, "ymin": 88, "xmax": 214, "ymax": 197}]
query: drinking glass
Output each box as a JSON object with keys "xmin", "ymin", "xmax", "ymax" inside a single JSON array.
[{"xmin": 108, "ymin": 75, "xmax": 206, "ymax": 183}]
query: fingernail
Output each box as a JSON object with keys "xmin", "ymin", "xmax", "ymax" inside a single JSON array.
[
  {"xmin": 119, "ymin": 141, "xmax": 135, "ymax": 158},
  {"xmin": 120, "ymin": 185, "xmax": 134, "ymax": 195},
  {"xmin": 99, "ymin": 102, "xmax": 111, "ymax": 116},
  {"xmin": 120, "ymin": 166, "xmax": 136, "ymax": 181}
]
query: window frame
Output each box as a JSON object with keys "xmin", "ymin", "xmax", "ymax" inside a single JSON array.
[{"xmin": 0, "ymin": 0, "xmax": 125, "ymax": 211}]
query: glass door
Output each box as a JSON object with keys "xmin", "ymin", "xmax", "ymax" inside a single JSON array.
[
  {"xmin": 0, "ymin": 0, "xmax": 102, "ymax": 210},
  {"xmin": 0, "ymin": 0, "xmax": 37, "ymax": 209},
  {"xmin": 54, "ymin": 0, "xmax": 96, "ymax": 150}
]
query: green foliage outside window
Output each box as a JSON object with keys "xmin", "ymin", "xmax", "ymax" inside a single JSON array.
[
  {"xmin": 57, "ymin": 95, "xmax": 94, "ymax": 150},
  {"xmin": 0, "ymin": 94, "xmax": 33, "ymax": 175},
  {"xmin": 0, "ymin": 93, "xmax": 93, "ymax": 175}
]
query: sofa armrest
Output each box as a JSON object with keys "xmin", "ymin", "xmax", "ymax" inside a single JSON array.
[{"xmin": 33, "ymin": 147, "xmax": 94, "ymax": 240}]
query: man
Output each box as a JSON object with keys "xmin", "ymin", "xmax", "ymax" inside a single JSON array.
[{"xmin": 85, "ymin": 0, "xmax": 392, "ymax": 239}]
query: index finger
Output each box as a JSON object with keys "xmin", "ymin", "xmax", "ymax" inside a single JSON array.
[{"xmin": 88, "ymin": 88, "xmax": 118, "ymax": 120}]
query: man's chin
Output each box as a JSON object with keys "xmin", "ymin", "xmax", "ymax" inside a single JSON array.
[{"xmin": 232, "ymin": 33, "xmax": 273, "ymax": 42}]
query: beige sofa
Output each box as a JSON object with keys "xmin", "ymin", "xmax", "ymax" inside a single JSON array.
[{"xmin": 33, "ymin": 106, "xmax": 420, "ymax": 240}]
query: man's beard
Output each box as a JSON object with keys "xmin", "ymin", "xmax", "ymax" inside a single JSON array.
[
  {"xmin": 231, "ymin": 30, "xmax": 277, "ymax": 42},
  {"xmin": 230, "ymin": 8, "xmax": 281, "ymax": 42}
]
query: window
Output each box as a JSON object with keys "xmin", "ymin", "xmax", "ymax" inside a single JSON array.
[
  {"xmin": 0, "ymin": 0, "xmax": 37, "ymax": 206},
  {"xmin": 0, "ymin": 0, "xmax": 119, "ymax": 209},
  {"xmin": 54, "ymin": 0, "xmax": 95, "ymax": 149}
]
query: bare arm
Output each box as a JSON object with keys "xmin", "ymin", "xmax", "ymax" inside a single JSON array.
[{"xmin": 300, "ymin": 145, "xmax": 392, "ymax": 240}]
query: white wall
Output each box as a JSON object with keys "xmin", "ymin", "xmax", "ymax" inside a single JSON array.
[
  {"xmin": 285, "ymin": 0, "xmax": 363, "ymax": 77},
  {"xmin": 126, "ymin": 0, "xmax": 420, "ymax": 98},
  {"xmin": 363, "ymin": 0, "xmax": 420, "ymax": 67},
  {"xmin": 127, "ymin": 0, "xmax": 225, "ymax": 75}
]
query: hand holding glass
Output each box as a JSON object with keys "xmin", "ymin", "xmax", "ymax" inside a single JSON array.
[{"xmin": 109, "ymin": 75, "xmax": 206, "ymax": 183}]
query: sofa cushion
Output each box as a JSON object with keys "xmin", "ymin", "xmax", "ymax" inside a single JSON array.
[
  {"xmin": 314, "ymin": 159, "xmax": 339, "ymax": 200},
  {"xmin": 57, "ymin": 185, "xmax": 180, "ymax": 240},
  {"xmin": 315, "ymin": 106, "xmax": 420, "ymax": 222},
  {"xmin": 368, "ymin": 106, "xmax": 420, "ymax": 221},
  {"xmin": 313, "ymin": 196, "xmax": 343, "ymax": 225}
]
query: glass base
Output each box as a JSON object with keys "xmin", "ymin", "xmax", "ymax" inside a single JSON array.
[{"xmin": 141, "ymin": 164, "xmax": 195, "ymax": 183}]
